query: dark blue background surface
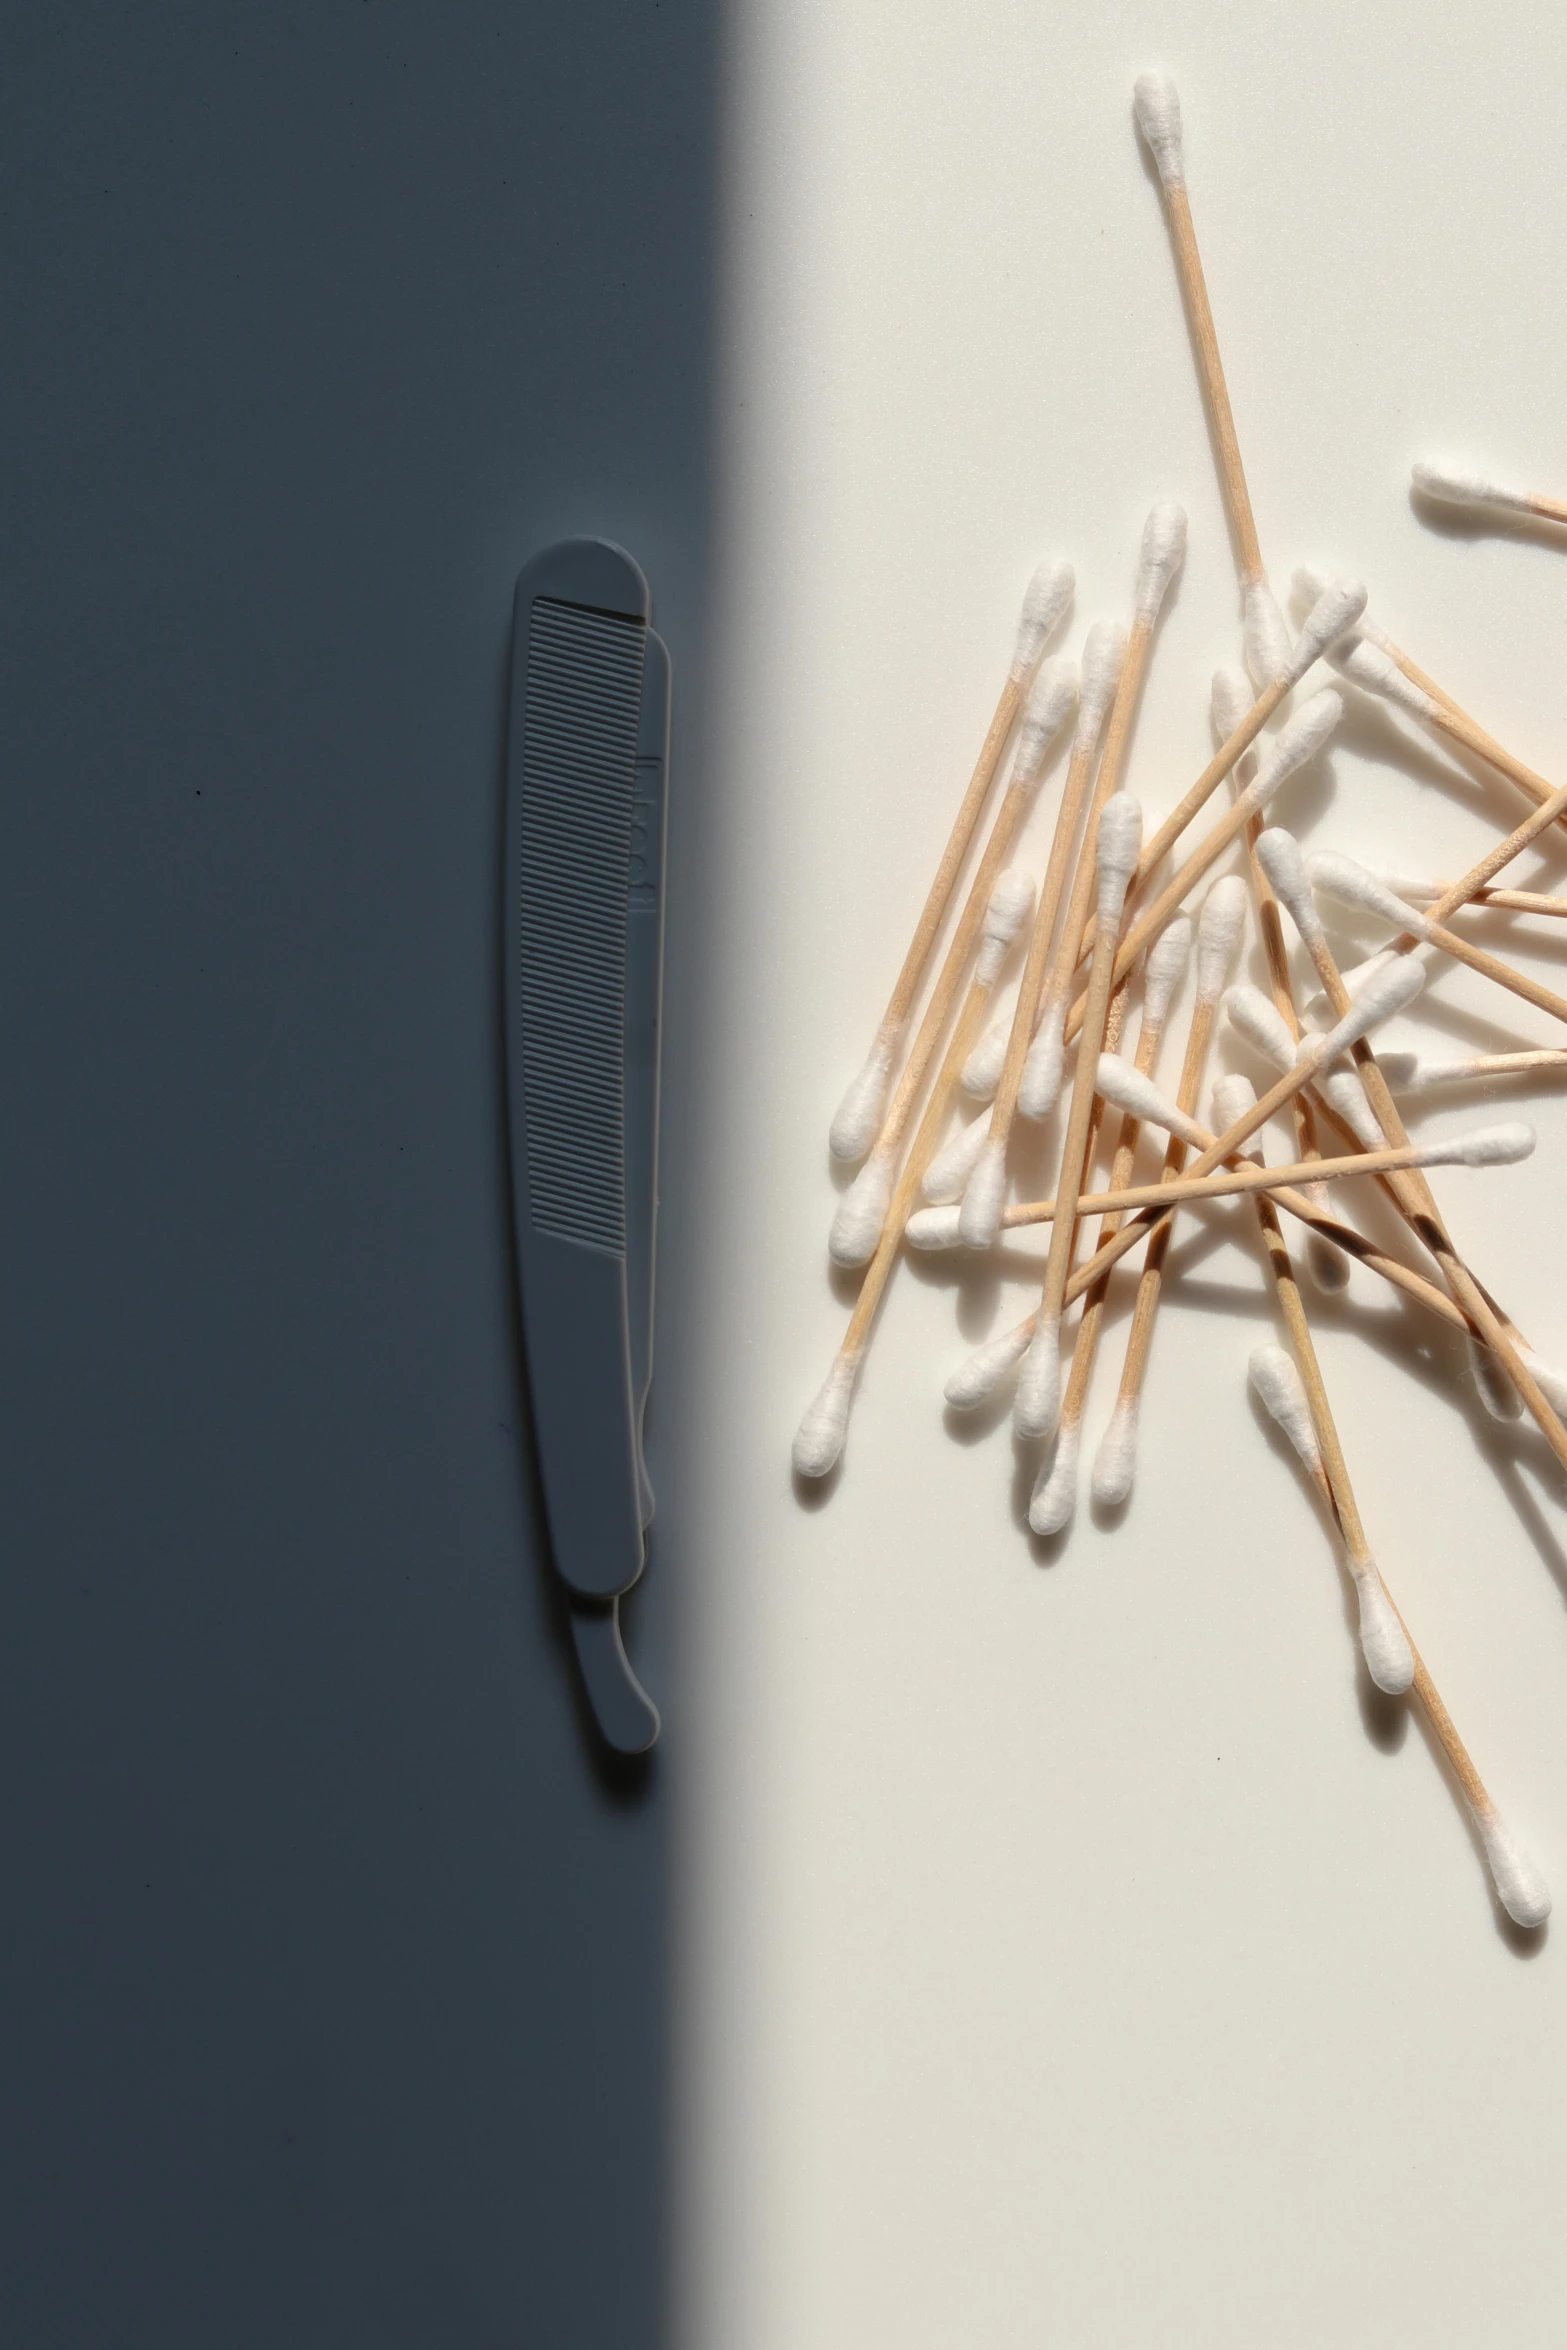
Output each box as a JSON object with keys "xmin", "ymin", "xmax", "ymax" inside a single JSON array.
[{"xmin": 0, "ymin": 6, "xmax": 717, "ymax": 2338}]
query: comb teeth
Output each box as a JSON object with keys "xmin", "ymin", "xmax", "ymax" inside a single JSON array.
[{"xmin": 518, "ymin": 597, "xmax": 646, "ymax": 1251}]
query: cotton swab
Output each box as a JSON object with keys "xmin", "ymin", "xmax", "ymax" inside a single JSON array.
[
  {"xmin": 827, "ymin": 659, "xmax": 1075, "ymax": 1266},
  {"xmin": 830, "ymin": 865, "xmax": 1035, "ymax": 1263},
  {"xmin": 1249, "ymin": 1336, "xmax": 1549, "ymax": 1928},
  {"xmin": 795, "ymin": 879, "xmax": 1036, "ymax": 1477},
  {"xmin": 1304, "ymin": 569, "xmax": 1567, "ymax": 850},
  {"xmin": 1380, "ymin": 1048, "xmax": 1567, "ymax": 1092},
  {"xmin": 1132, "ymin": 71, "xmax": 1292, "ymax": 687},
  {"xmin": 1235, "ymin": 1160, "xmax": 1413, "ymax": 1697},
  {"xmin": 1412, "ymin": 456, "xmax": 1567, "ymax": 531},
  {"xmin": 1303, "ymin": 846, "xmax": 1567, "ymax": 1031},
  {"xmin": 1060, "ymin": 688, "xmax": 1345, "ymax": 1052},
  {"xmin": 1028, "ymin": 914, "xmax": 1192, "ymax": 1534},
  {"xmin": 905, "ymin": 1122, "xmax": 1534, "ymax": 1244},
  {"xmin": 1256, "ymin": 828, "xmax": 1567, "ymax": 1471},
  {"xmin": 829, "ymin": 561, "xmax": 1073, "ymax": 1160},
  {"xmin": 1015, "ymin": 794, "xmax": 1143, "ymax": 1442},
  {"xmin": 959, "ymin": 620, "xmax": 1128, "ymax": 1109},
  {"xmin": 1213, "ymin": 666, "xmax": 1347, "ymax": 1295},
  {"xmin": 1090, "ymin": 875, "xmax": 1246, "ymax": 1505},
  {"xmin": 1014, "ymin": 505, "xmax": 1186, "ymax": 1125}
]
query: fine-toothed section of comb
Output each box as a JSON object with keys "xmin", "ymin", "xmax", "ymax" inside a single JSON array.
[{"xmin": 519, "ymin": 598, "xmax": 646, "ymax": 1252}]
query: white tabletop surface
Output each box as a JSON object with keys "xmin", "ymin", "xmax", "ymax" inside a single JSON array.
[{"xmin": 662, "ymin": 6, "xmax": 1567, "ymax": 2341}]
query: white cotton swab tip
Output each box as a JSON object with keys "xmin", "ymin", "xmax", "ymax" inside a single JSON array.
[
  {"xmin": 1255, "ymin": 826, "xmax": 1326, "ymax": 949},
  {"xmin": 1476, "ymin": 1807, "xmax": 1552, "ymax": 1929},
  {"xmin": 1077, "ymin": 620, "xmax": 1127, "ymax": 747},
  {"xmin": 1309, "ymin": 954, "xmax": 1425, "ymax": 1063},
  {"xmin": 1423, "ymin": 1121, "xmax": 1535, "ymax": 1168},
  {"xmin": 1329, "ymin": 633, "xmax": 1437, "ymax": 719},
  {"xmin": 945, "ymin": 1319, "xmax": 1033, "ymax": 1409},
  {"xmin": 1015, "ymin": 656, "xmax": 1079, "ymax": 774},
  {"xmin": 1018, "ymin": 997, "xmax": 1066, "ymax": 1121},
  {"xmin": 975, "ymin": 868, "xmax": 1036, "ymax": 987},
  {"xmin": 1211, "ymin": 663, "xmax": 1252, "ymax": 748},
  {"xmin": 1249, "ymin": 1343, "xmax": 1322, "ymax": 1475},
  {"xmin": 1210, "ymin": 1071, "xmax": 1258, "ymax": 1137},
  {"xmin": 1090, "ymin": 1394, "xmax": 1141, "ymax": 1508},
  {"xmin": 1013, "ymin": 1310, "xmax": 1062, "ymax": 1441},
  {"xmin": 1352, "ymin": 1567, "xmax": 1415, "ymax": 1695},
  {"xmin": 1096, "ymin": 1055, "xmax": 1205, "ymax": 1147},
  {"xmin": 1411, "ymin": 458, "xmax": 1537, "ymax": 521},
  {"xmin": 1142, "ymin": 909, "xmax": 1193, "ymax": 1031},
  {"xmin": 1095, "ymin": 793, "xmax": 1143, "ymax": 920},
  {"xmin": 958, "ymin": 1134, "xmax": 1010, "ymax": 1249},
  {"xmin": 829, "ymin": 1027, "xmax": 901, "ymax": 1163},
  {"xmin": 1468, "ymin": 1336, "xmax": 1523, "ymax": 1424},
  {"xmin": 792, "ymin": 1353, "xmax": 857, "ymax": 1479},
  {"xmin": 961, "ymin": 1011, "xmax": 1011, "ymax": 1101},
  {"xmin": 922, "ymin": 1110, "xmax": 991, "ymax": 1203},
  {"xmin": 1286, "ymin": 576, "xmax": 1368, "ymax": 686},
  {"xmin": 904, "ymin": 1203, "xmax": 963, "ymax": 1251},
  {"xmin": 1305, "ymin": 849, "xmax": 1431, "ymax": 937},
  {"xmin": 1312, "ymin": 1059, "xmax": 1387, "ymax": 1151},
  {"xmin": 1195, "ymin": 873, "xmax": 1248, "ymax": 1002},
  {"xmin": 1244, "ymin": 578, "xmax": 1294, "ymax": 690},
  {"xmin": 1224, "ymin": 984, "xmax": 1296, "ymax": 1075},
  {"xmin": 1246, "ymin": 689, "xmax": 1342, "ymax": 813},
  {"xmin": 828, "ymin": 1147, "xmax": 894, "ymax": 1267},
  {"xmin": 1133, "ymin": 70, "xmax": 1185, "ymax": 187},
  {"xmin": 1134, "ymin": 501, "xmax": 1188, "ymax": 624},
  {"xmin": 1029, "ymin": 1416, "xmax": 1081, "ymax": 1536},
  {"xmin": 1517, "ymin": 1347, "xmax": 1567, "ymax": 1423},
  {"xmin": 1010, "ymin": 559, "xmax": 1075, "ymax": 681}
]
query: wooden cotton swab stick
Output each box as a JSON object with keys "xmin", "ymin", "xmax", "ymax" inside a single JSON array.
[
  {"xmin": 1014, "ymin": 795, "xmax": 1143, "ymax": 1442},
  {"xmin": 1255, "ymin": 830, "xmax": 1567, "ymax": 1472},
  {"xmin": 1028, "ymin": 916, "xmax": 1192, "ymax": 1535},
  {"xmin": 1004, "ymin": 505, "xmax": 1186, "ymax": 1132},
  {"xmin": 1133, "ymin": 70, "xmax": 1292, "ymax": 686},
  {"xmin": 1301, "ymin": 847, "xmax": 1567, "ymax": 1030},
  {"xmin": 793, "ymin": 869, "xmax": 1038, "ymax": 1479},
  {"xmin": 1380, "ymin": 1047, "xmax": 1567, "ymax": 1092},
  {"xmin": 944, "ymin": 956, "xmax": 1429, "ymax": 1417},
  {"xmin": 904, "ymin": 1118, "xmax": 1535, "ymax": 1242},
  {"xmin": 1090, "ymin": 875, "xmax": 1246, "ymax": 1505},
  {"xmin": 828, "ymin": 559, "xmax": 1073, "ymax": 1162},
  {"xmin": 1250, "ymin": 1337, "xmax": 1551, "ymax": 1928},
  {"xmin": 1412, "ymin": 456, "xmax": 1567, "ymax": 531},
  {"xmin": 1223, "ymin": 1083, "xmax": 1412, "ymax": 1691},
  {"xmin": 828, "ymin": 660, "xmax": 1076, "ymax": 1266},
  {"xmin": 1380, "ymin": 874, "xmax": 1567, "ymax": 921},
  {"xmin": 1213, "ymin": 666, "xmax": 1347, "ymax": 1296}
]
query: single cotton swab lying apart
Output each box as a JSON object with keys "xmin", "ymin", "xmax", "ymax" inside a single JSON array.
[
  {"xmin": 1133, "ymin": 70, "xmax": 1292, "ymax": 686},
  {"xmin": 828, "ymin": 658, "xmax": 1074, "ymax": 1266},
  {"xmin": 1016, "ymin": 793, "xmax": 1143, "ymax": 1442},
  {"xmin": 829, "ymin": 561, "xmax": 1073, "ymax": 1161},
  {"xmin": 1091, "ymin": 874, "xmax": 1245, "ymax": 1506},
  {"xmin": 1249, "ymin": 1336, "xmax": 1549, "ymax": 1928},
  {"xmin": 1303, "ymin": 845, "xmax": 1567, "ymax": 1031},
  {"xmin": 1028, "ymin": 914, "xmax": 1191, "ymax": 1535},
  {"xmin": 1010, "ymin": 507, "xmax": 1186, "ymax": 1126},
  {"xmin": 1246, "ymin": 1341, "xmax": 1411, "ymax": 1695},
  {"xmin": 1412, "ymin": 457, "xmax": 1567, "ymax": 531}
]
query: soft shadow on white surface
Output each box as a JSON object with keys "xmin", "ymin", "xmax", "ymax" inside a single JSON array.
[{"xmin": 672, "ymin": 5, "xmax": 1567, "ymax": 2345}]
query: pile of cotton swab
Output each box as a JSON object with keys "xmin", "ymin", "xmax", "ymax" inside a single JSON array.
[{"xmin": 788, "ymin": 67, "xmax": 1567, "ymax": 1936}]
